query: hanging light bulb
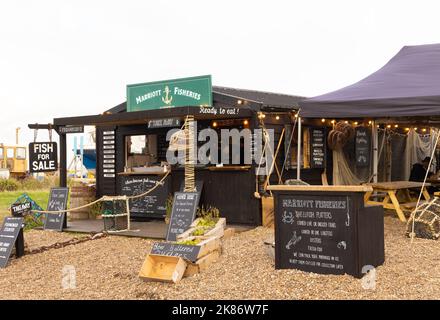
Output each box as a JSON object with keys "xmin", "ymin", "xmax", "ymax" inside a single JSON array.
[
  {"xmin": 275, "ymin": 115, "xmax": 280, "ymax": 120},
  {"xmin": 394, "ymin": 124, "xmax": 398, "ymax": 128},
  {"xmin": 331, "ymin": 120, "xmax": 336, "ymax": 124},
  {"xmin": 405, "ymin": 128, "xmax": 410, "ymax": 131},
  {"xmin": 354, "ymin": 121, "xmax": 358, "ymax": 125},
  {"xmin": 368, "ymin": 120, "xmax": 372, "ymax": 125},
  {"xmin": 243, "ymin": 119, "xmax": 249, "ymax": 126},
  {"xmin": 422, "ymin": 128, "xmax": 427, "ymax": 132},
  {"xmin": 321, "ymin": 118, "xmax": 326, "ymax": 123},
  {"xmin": 344, "ymin": 120, "xmax": 348, "ymax": 124},
  {"xmin": 386, "ymin": 124, "xmax": 391, "ymax": 128},
  {"xmin": 212, "ymin": 121, "xmax": 218, "ymax": 128}
]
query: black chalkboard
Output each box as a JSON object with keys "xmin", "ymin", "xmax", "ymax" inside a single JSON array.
[
  {"xmin": 150, "ymin": 242, "xmax": 201, "ymax": 262},
  {"xmin": 309, "ymin": 127, "xmax": 326, "ymax": 169},
  {"xmin": 166, "ymin": 192, "xmax": 200, "ymax": 241},
  {"xmin": 44, "ymin": 187, "xmax": 69, "ymax": 231},
  {"xmin": 275, "ymin": 194, "xmax": 354, "ymax": 275},
  {"xmin": 44, "ymin": 213, "xmax": 65, "ymax": 231},
  {"xmin": 10, "ymin": 202, "xmax": 31, "ymax": 217},
  {"xmin": 120, "ymin": 175, "xmax": 170, "ymax": 218},
  {"xmin": 355, "ymin": 127, "xmax": 370, "ymax": 167},
  {"xmin": 0, "ymin": 217, "xmax": 24, "ymax": 268}
]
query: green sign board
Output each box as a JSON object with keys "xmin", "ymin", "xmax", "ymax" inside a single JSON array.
[{"xmin": 127, "ymin": 75, "xmax": 212, "ymax": 112}]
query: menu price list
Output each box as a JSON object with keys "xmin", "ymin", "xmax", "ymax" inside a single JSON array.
[{"xmin": 276, "ymin": 194, "xmax": 353, "ymax": 275}]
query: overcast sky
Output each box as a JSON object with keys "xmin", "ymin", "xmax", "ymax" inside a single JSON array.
[{"xmin": 1, "ymin": 0, "xmax": 440, "ymax": 146}]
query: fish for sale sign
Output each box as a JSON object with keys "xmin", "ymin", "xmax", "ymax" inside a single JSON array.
[{"xmin": 29, "ymin": 142, "xmax": 58, "ymax": 173}]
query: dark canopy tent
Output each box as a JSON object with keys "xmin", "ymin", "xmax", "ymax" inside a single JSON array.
[{"xmin": 300, "ymin": 43, "xmax": 440, "ymax": 118}]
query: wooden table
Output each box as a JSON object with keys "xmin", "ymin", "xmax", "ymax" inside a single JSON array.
[{"xmin": 364, "ymin": 181, "xmax": 431, "ymax": 222}]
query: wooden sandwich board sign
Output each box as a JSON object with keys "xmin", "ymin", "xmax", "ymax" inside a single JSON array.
[
  {"xmin": 0, "ymin": 217, "xmax": 24, "ymax": 268},
  {"xmin": 44, "ymin": 187, "xmax": 69, "ymax": 231},
  {"xmin": 166, "ymin": 192, "xmax": 200, "ymax": 241}
]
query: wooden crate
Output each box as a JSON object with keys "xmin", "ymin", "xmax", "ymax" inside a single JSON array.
[
  {"xmin": 222, "ymin": 228, "xmax": 235, "ymax": 239},
  {"xmin": 139, "ymin": 254, "xmax": 187, "ymax": 283},
  {"xmin": 261, "ymin": 196, "xmax": 274, "ymax": 228},
  {"xmin": 184, "ymin": 249, "xmax": 222, "ymax": 277}
]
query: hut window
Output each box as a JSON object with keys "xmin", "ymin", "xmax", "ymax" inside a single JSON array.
[
  {"xmin": 125, "ymin": 135, "xmax": 158, "ymax": 169},
  {"xmin": 16, "ymin": 147, "xmax": 26, "ymax": 160},
  {"xmin": 6, "ymin": 148, "xmax": 14, "ymax": 159}
]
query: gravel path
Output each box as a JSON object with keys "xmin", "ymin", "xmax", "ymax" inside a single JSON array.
[{"xmin": 0, "ymin": 216, "xmax": 439, "ymax": 299}]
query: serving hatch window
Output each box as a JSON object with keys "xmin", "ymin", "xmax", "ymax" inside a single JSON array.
[{"xmin": 125, "ymin": 134, "xmax": 171, "ymax": 170}]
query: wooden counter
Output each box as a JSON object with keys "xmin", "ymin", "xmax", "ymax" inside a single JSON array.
[{"xmin": 268, "ymin": 185, "xmax": 372, "ymax": 192}]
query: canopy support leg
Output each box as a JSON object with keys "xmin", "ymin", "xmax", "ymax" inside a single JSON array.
[{"xmin": 297, "ymin": 117, "xmax": 301, "ymax": 180}]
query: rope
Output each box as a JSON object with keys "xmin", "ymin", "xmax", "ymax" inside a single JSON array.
[
  {"xmin": 410, "ymin": 129, "xmax": 440, "ymax": 243},
  {"xmin": 31, "ymin": 170, "xmax": 170, "ymax": 214}
]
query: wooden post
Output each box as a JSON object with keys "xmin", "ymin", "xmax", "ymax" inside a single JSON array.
[
  {"xmin": 59, "ymin": 133, "xmax": 67, "ymax": 228},
  {"xmin": 59, "ymin": 133, "xmax": 67, "ymax": 188},
  {"xmin": 297, "ymin": 117, "xmax": 301, "ymax": 180},
  {"xmin": 372, "ymin": 120, "xmax": 378, "ymax": 183},
  {"xmin": 15, "ymin": 227, "xmax": 24, "ymax": 258}
]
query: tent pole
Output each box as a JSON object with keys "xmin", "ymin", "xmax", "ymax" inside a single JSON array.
[
  {"xmin": 297, "ymin": 117, "xmax": 301, "ymax": 180},
  {"xmin": 372, "ymin": 120, "xmax": 378, "ymax": 183}
]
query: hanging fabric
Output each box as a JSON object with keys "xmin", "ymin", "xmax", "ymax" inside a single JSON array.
[{"xmin": 403, "ymin": 128, "xmax": 437, "ymax": 180}]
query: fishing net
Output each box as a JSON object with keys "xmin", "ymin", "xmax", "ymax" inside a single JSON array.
[
  {"xmin": 102, "ymin": 196, "xmax": 130, "ymax": 232},
  {"xmin": 406, "ymin": 197, "xmax": 440, "ymax": 240}
]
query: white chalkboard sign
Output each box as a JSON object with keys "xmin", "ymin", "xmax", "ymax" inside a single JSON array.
[
  {"xmin": 166, "ymin": 192, "xmax": 200, "ymax": 241},
  {"xmin": 44, "ymin": 187, "xmax": 69, "ymax": 231}
]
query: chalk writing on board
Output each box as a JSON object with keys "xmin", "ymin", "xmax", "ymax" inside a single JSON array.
[
  {"xmin": 120, "ymin": 176, "xmax": 169, "ymax": 217},
  {"xmin": 150, "ymin": 242, "xmax": 200, "ymax": 263},
  {"xmin": 277, "ymin": 194, "xmax": 351, "ymax": 273}
]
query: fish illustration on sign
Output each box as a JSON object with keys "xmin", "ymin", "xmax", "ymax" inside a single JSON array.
[{"xmin": 286, "ymin": 231, "xmax": 302, "ymax": 250}]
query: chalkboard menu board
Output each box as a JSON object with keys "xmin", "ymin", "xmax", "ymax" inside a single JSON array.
[
  {"xmin": 150, "ymin": 242, "xmax": 200, "ymax": 262},
  {"xmin": 120, "ymin": 175, "xmax": 170, "ymax": 218},
  {"xmin": 309, "ymin": 127, "xmax": 326, "ymax": 169},
  {"xmin": 166, "ymin": 192, "xmax": 200, "ymax": 241},
  {"xmin": 275, "ymin": 194, "xmax": 354, "ymax": 275},
  {"xmin": 355, "ymin": 127, "xmax": 370, "ymax": 167},
  {"xmin": 47, "ymin": 187, "xmax": 69, "ymax": 212},
  {"xmin": 44, "ymin": 187, "xmax": 69, "ymax": 231},
  {"xmin": 0, "ymin": 217, "xmax": 24, "ymax": 268}
]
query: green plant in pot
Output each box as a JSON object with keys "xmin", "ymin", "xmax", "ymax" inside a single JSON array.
[{"xmin": 193, "ymin": 205, "xmax": 220, "ymax": 236}]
